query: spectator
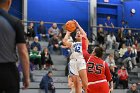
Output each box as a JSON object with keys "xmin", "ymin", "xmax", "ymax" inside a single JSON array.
[
  {"xmin": 31, "ymin": 36, "xmax": 42, "ymax": 51},
  {"xmin": 122, "ymin": 47, "xmax": 133, "ymax": 70},
  {"xmin": 118, "ymin": 65, "xmax": 128, "ymax": 89},
  {"xmin": 126, "ymin": 30, "xmax": 133, "ymax": 46},
  {"xmin": 48, "ymin": 34, "xmax": 60, "ymax": 54},
  {"xmin": 29, "ymin": 46, "xmax": 41, "ymax": 70},
  {"xmin": 131, "ymin": 45, "xmax": 137, "ymax": 68},
  {"xmin": 105, "ymin": 53, "xmax": 116, "ymax": 67},
  {"xmin": 41, "ymin": 48, "xmax": 56, "ymax": 70},
  {"xmin": 134, "ymin": 40, "xmax": 138, "ymax": 49},
  {"xmin": 37, "ymin": 21, "xmax": 47, "ymax": 41},
  {"xmin": 105, "ymin": 16, "xmax": 114, "ymax": 33},
  {"xmin": 119, "ymin": 43, "xmax": 127, "ymax": 58},
  {"xmin": 40, "ymin": 71, "xmax": 55, "ymax": 93},
  {"xmin": 106, "ymin": 32, "xmax": 119, "ymax": 50},
  {"xmin": 58, "ymin": 24, "xmax": 66, "ymax": 40},
  {"xmin": 97, "ymin": 24, "xmax": 105, "ymax": 46},
  {"xmin": 117, "ymin": 28, "xmax": 125, "ymax": 49},
  {"xmin": 105, "ymin": 16, "xmax": 114, "ymax": 28},
  {"xmin": 27, "ymin": 22, "xmax": 35, "ymax": 40},
  {"xmin": 121, "ymin": 20, "xmax": 128, "ymax": 36},
  {"xmin": 127, "ymin": 83, "xmax": 139, "ymax": 93},
  {"xmin": 48, "ymin": 23, "xmax": 60, "ymax": 38}
]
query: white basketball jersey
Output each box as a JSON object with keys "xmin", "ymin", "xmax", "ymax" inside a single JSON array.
[{"xmin": 70, "ymin": 42, "xmax": 84, "ymax": 59}]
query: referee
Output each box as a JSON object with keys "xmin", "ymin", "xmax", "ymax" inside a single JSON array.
[{"xmin": 0, "ymin": 0, "xmax": 30, "ymax": 93}]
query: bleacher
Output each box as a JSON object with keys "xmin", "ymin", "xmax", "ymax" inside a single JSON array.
[{"xmin": 20, "ymin": 41, "xmax": 140, "ymax": 93}]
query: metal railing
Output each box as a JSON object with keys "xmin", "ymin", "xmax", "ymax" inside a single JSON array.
[
  {"xmin": 22, "ymin": 20, "xmax": 140, "ymax": 31},
  {"xmin": 22, "ymin": 20, "xmax": 65, "ymax": 25}
]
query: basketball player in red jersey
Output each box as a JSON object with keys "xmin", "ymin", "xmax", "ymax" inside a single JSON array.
[{"xmin": 82, "ymin": 36, "xmax": 112, "ymax": 93}]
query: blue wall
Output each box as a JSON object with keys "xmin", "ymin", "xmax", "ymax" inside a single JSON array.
[
  {"xmin": 28, "ymin": 0, "xmax": 89, "ymax": 34},
  {"xmin": 9, "ymin": 0, "xmax": 22, "ymax": 19},
  {"xmin": 97, "ymin": 0, "xmax": 123, "ymax": 27},
  {"xmin": 123, "ymin": 0, "xmax": 140, "ymax": 28},
  {"xmin": 97, "ymin": 0, "xmax": 140, "ymax": 29}
]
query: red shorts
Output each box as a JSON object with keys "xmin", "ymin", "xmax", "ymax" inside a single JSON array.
[{"xmin": 87, "ymin": 81, "xmax": 110, "ymax": 93}]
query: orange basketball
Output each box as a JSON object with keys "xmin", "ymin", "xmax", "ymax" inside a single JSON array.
[{"xmin": 65, "ymin": 20, "xmax": 76, "ymax": 32}]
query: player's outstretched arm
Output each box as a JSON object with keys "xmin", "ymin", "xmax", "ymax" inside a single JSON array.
[
  {"xmin": 62, "ymin": 31, "xmax": 72, "ymax": 48},
  {"xmin": 82, "ymin": 37, "xmax": 90, "ymax": 60},
  {"xmin": 73, "ymin": 20, "xmax": 87, "ymax": 36},
  {"xmin": 73, "ymin": 20, "xmax": 89, "ymax": 48}
]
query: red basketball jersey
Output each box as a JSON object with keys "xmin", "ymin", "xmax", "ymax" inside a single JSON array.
[{"xmin": 82, "ymin": 37, "xmax": 112, "ymax": 82}]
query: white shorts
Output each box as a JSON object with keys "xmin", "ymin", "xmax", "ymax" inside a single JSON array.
[{"xmin": 69, "ymin": 58, "xmax": 86, "ymax": 76}]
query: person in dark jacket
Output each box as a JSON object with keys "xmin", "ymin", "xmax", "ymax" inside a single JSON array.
[
  {"xmin": 31, "ymin": 36, "xmax": 42, "ymax": 51},
  {"xmin": 40, "ymin": 71, "xmax": 55, "ymax": 93},
  {"xmin": 27, "ymin": 22, "xmax": 35, "ymax": 40},
  {"xmin": 41, "ymin": 48, "xmax": 56, "ymax": 70},
  {"xmin": 48, "ymin": 34, "xmax": 60, "ymax": 54},
  {"xmin": 126, "ymin": 30, "xmax": 133, "ymax": 46},
  {"xmin": 37, "ymin": 21, "xmax": 47, "ymax": 41},
  {"xmin": 127, "ymin": 83, "xmax": 139, "ymax": 93},
  {"xmin": 97, "ymin": 24, "xmax": 105, "ymax": 46}
]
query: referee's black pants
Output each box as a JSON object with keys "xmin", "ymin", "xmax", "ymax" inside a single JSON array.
[{"xmin": 0, "ymin": 63, "xmax": 20, "ymax": 93}]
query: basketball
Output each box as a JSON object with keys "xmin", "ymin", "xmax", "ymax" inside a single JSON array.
[{"xmin": 65, "ymin": 20, "xmax": 76, "ymax": 32}]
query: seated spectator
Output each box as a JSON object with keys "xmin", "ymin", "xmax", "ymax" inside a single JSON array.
[
  {"xmin": 31, "ymin": 36, "xmax": 42, "ymax": 51},
  {"xmin": 134, "ymin": 40, "xmax": 138, "ymax": 49},
  {"xmin": 117, "ymin": 28, "xmax": 125, "ymax": 49},
  {"xmin": 97, "ymin": 24, "xmax": 105, "ymax": 46},
  {"xmin": 127, "ymin": 83, "xmax": 139, "ymax": 93},
  {"xmin": 48, "ymin": 23, "xmax": 60, "ymax": 38},
  {"xmin": 41, "ymin": 48, "xmax": 56, "ymax": 70},
  {"xmin": 122, "ymin": 47, "xmax": 133, "ymax": 70},
  {"xmin": 106, "ymin": 32, "xmax": 119, "ymax": 50},
  {"xmin": 119, "ymin": 43, "xmax": 127, "ymax": 58},
  {"xmin": 30, "ymin": 47, "xmax": 41, "ymax": 70},
  {"xmin": 27, "ymin": 22, "xmax": 35, "ymax": 41},
  {"xmin": 118, "ymin": 65, "xmax": 128, "ymax": 89},
  {"xmin": 131, "ymin": 45, "xmax": 137, "ymax": 68},
  {"xmin": 48, "ymin": 34, "xmax": 60, "ymax": 54},
  {"xmin": 110, "ymin": 65, "xmax": 119, "ymax": 89},
  {"xmin": 126, "ymin": 30, "xmax": 133, "ymax": 46},
  {"xmin": 58, "ymin": 24, "xmax": 66, "ymax": 40},
  {"xmin": 40, "ymin": 71, "xmax": 55, "ymax": 93},
  {"xmin": 105, "ymin": 53, "xmax": 116, "ymax": 67},
  {"xmin": 37, "ymin": 21, "xmax": 47, "ymax": 41}
]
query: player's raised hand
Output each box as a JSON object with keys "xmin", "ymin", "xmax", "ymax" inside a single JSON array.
[{"xmin": 73, "ymin": 20, "xmax": 79, "ymax": 27}]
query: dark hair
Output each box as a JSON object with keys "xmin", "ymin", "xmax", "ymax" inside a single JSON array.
[
  {"xmin": 94, "ymin": 47, "xmax": 103, "ymax": 58},
  {"xmin": 0, "ymin": 0, "xmax": 7, "ymax": 4},
  {"xmin": 121, "ymin": 20, "xmax": 125, "ymax": 22},
  {"xmin": 48, "ymin": 71, "xmax": 52, "ymax": 74}
]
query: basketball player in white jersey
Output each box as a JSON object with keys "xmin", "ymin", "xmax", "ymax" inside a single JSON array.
[{"xmin": 63, "ymin": 20, "xmax": 88, "ymax": 93}]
